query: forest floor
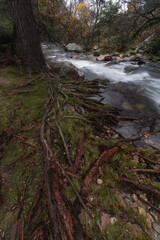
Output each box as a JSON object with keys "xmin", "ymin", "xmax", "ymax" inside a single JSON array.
[{"xmin": 0, "ymin": 65, "xmax": 160, "ymax": 240}]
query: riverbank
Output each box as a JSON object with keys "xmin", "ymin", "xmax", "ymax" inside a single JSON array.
[{"xmin": 0, "ymin": 65, "xmax": 160, "ymax": 239}]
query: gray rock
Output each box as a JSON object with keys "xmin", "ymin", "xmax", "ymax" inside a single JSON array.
[
  {"xmin": 113, "ymin": 52, "xmax": 120, "ymax": 56},
  {"xmin": 66, "ymin": 43, "xmax": 83, "ymax": 53},
  {"xmin": 129, "ymin": 55, "xmax": 137, "ymax": 61},
  {"xmin": 49, "ymin": 61, "xmax": 84, "ymax": 80},
  {"xmin": 124, "ymin": 53, "xmax": 131, "ymax": 57},
  {"xmin": 136, "ymin": 53, "xmax": 144, "ymax": 59},
  {"xmin": 152, "ymin": 222, "xmax": 160, "ymax": 234},
  {"xmin": 124, "ymin": 66, "xmax": 139, "ymax": 74}
]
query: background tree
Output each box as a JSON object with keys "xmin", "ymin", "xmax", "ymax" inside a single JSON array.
[{"xmin": 10, "ymin": 0, "xmax": 46, "ymax": 72}]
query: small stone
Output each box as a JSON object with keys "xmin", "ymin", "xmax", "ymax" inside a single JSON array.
[
  {"xmin": 132, "ymin": 160, "xmax": 139, "ymax": 165},
  {"xmin": 133, "ymin": 155, "xmax": 139, "ymax": 161},
  {"xmin": 109, "ymin": 217, "xmax": 117, "ymax": 225},
  {"xmin": 112, "ymin": 134, "xmax": 119, "ymax": 139},
  {"xmin": 132, "ymin": 194, "xmax": 138, "ymax": 202},
  {"xmin": 97, "ymin": 179, "xmax": 103, "ymax": 185},
  {"xmin": 140, "ymin": 194, "xmax": 148, "ymax": 202},
  {"xmin": 152, "ymin": 222, "xmax": 160, "ymax": 234},
  {"xmin": 146, "ymin": 213, "xmax": 154, "ymax": 223},
  {"xmin": 125, "ymin": 198, "xmax": 133, "ymax": 206},
  {"xmin": 138, "ymin": 207, "xmax": 146, "ymax": 216}
]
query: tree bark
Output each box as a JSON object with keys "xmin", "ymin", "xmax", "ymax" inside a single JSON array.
[{"xmin": 10, "ymin": 0, "xmax": 46, "ymax": 72}]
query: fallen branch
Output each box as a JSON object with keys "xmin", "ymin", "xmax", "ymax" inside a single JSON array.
[
  {"xmin": 121, "ymin": 177, "xmax": 160, "ymax": 198},
  {"xmin": 84, "ymin": 147, "xmax": 119, "ymax": 188},
  {"xmin": 126, "ymin": 169, "xmax": 160, "ymax": 174}
]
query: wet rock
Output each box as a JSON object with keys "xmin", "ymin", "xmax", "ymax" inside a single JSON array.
[
  {"xmin": 96, "ymin": 55, "xmax": 107, "ymax": 61},
  {"xmin": 96, "ymin": 54, "xmax": 112, "ymax": 61},
  {"xmin": 113, "ymin": 52, "xmax": 120, "ymax": 56},
  {"xmin": 124, "ymin": 53, "xmax": 130, "ymax": 57},
  {"xmin": 124, "ymin": 66, "xmax": 139, "ymax": 74},
  {"xmin": 122, "ymin": 102, "xmax": 133, "ymax": 110},
  {"xmin": 66, "ymin": 43, "xmax": 83, "ymax": 53},
  {"xmin": 49, "ymin": 61, "xmax": 84, "ymax": 80},
  {"xmin": 105, "ymin": 55, "xmax": 113, "ymax": 61},
  {"xmin": 122, "ymin": 57, "xmax": 131, "ymax": 62},
  {"xmin": 109, "ymin": 217, "xmax": 117, "ymax": 225},
  {"xmin": 135, "ymin": 103, "xmax": 145, "ymax": 109},
  {"xmin": 152, "ymin": 223, "xmax": 160, "ymax": 234},
  {"xmin": 129, "ymin": 55, "xmax": 137, "ymax": 61},
  {"xmin": 135, "ymin": 53, "xmax": 144, "ymax": 59}
]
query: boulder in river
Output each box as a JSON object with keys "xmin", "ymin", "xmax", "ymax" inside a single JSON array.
[
  {"xmin": 48, "ymin": 61, "xmax": 84, "ymax": 80},
  {"xmin": 96, "ymin": 54, "xmax": 112, "ymax": 61},
  {"xmin": 65, "ymin": 43, "xmax": 83, "ymax": 53},
  {"xmin": 0, "ymin": 26, "xmax": 11, "ymax": 45}
]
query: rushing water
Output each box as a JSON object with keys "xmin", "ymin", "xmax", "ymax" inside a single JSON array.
[{"xmin": 42, "ymin": 44, "xmax": 160, "ymax": 113}]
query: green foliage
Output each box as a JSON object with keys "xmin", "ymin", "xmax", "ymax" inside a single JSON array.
[{"xmin": 145, "ymin": 35, "xmax": 160, "ymax": 56}]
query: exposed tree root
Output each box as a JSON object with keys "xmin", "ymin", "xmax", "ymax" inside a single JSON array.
[
  {"xmin": 121, "ymin": 177, "xmax": 160, "ymax": 198},
  {"xmin": 84, "ymin": 147, "xmax": 119, "ymax": 188},
  {"xmin": 52, "ymin": 168, "xmax": 75, "ymax": 240},
  {"xmin": 73, "ymin": 126, "xmax": 85, "ymax": 173}
]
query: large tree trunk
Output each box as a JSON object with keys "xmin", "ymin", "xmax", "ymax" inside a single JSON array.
[{"xmin": 10, "ymin": 0, "xmax": 46, "ymax": 72}]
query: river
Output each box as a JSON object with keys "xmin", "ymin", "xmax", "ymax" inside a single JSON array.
[{"xmin": 42, "ymin": 44, "xmax": 160, "ymax": 149}]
